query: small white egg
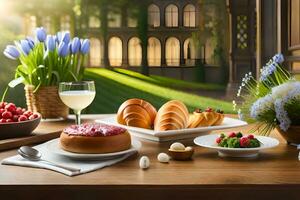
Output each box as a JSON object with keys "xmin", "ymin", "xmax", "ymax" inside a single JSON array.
[
  {"xmin": 139, "ymin": 156, "xmax": 150, "ymax": 169},
  {"xmin": 157, "ymin": 153, "xmax": 170, "ymax": 163},
  {"xmin": 185, "ymin": 146, "xmax": 193, "ymax": 151},
  {"xmin": 170, "ymin": 142, "xmax": 185, "ymax": 151}
]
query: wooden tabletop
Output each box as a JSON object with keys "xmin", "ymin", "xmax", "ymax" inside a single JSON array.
[{"xmin": 1, "ymin": 114, "xmax": 300, "ymax": 200}]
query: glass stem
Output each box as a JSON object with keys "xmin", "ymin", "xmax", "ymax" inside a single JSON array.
[{"xmin": 74, "ymin": 110, "xmax": 81, "ymax": 125}]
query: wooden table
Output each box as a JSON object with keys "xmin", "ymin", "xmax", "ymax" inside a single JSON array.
[{"xmin": 0, "ymin": 114, "xmax": 300, "ymax": 200}]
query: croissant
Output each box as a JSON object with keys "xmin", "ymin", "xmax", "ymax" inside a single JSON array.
[
  {"xmin": 117, "ymin": 98, "xmax": 157, "ymax": 129},
  {"xmin": 154, "ymin": 100, "xmax": 189, "ymax": 131},
  {"xmin": 188, "ymin": 109, "xmax": 204, "ymax": 128},
  {"xmin": 201, "ymin": 111, "xmax": 219, "ymax": 126},
  {"xmin": 188, "ymin": 108, "xmax": 225, "ymax": 128},
  {"xmin": 213, "ymin": 109, "xmax": 225, "ymax": 125}
]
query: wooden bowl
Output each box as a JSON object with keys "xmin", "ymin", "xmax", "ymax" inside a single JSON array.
[
  {"xmin": 0, "ymin": 115, "xmax": 41, "ymax": 140},
  {"xmin": 168, "ymin": 148, "xmax": 194, "ymax": 161}
]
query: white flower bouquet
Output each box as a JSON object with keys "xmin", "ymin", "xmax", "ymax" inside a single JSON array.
[{"xmin": 233, "ymin": 54, "xmax": 300, "ymax": 136}]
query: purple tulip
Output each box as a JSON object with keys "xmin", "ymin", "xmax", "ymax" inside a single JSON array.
[
  {"xmin": 70, "ymin": 37, "xmax": 81, "ymax": 54},
  {"xmin": 3, "ymin": 45, "xmax": 20, "ymax": 60},
  {"xmin": 62, "ymin": 32, "xmax": 70, "ymax": 44},
  {"xmin": 58, "ymin": 42, "xmax": 69, "ymax": 57},
  {"xmin": 20, "ymin": 39, "xmax": 32, "ymax": 55},
  {"xmin": 80, "ymin": 39, "xmax": 90, "ymax": 54},
  {"xmin": 56, "ymin": 31, "xmax": 70, "ymax": 44},
  {"xmin": 26, "ymin": 37, "xmax": 35, "ymax": 49},
  {"xmin": 35, "ymin": 27, "xmax": 47, "ymax": 42},
  {"xmin": 55, "ymin": 32, "xmax": 62, "ymax": 43},
  {"xmin": 46, "ymin": 35, "xmax": 56, "ymax": 52}
]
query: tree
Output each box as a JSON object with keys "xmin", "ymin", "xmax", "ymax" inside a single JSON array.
[{"xmin": 198, "ymin": 0, "xmax": 229, "ymax": 84}]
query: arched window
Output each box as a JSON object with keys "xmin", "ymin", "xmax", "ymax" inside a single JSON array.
[
  {"xmin": 127, "ymin": 9, "xmax": 138, "ymax": 27},
  {"xmin": 147, "ymin": 37, "xmax": 161, "ymax": 66},
  {"xmin": 128, "ymin": 37, "xmax": 142, "ymax": 66},
  {"xmin": 88, "ymin": 6, "xmax": 101, "ymax": 28},
  {"xmin": 89, "ymin": 38, "xmax": 101, "ymax": 66},
  {"xmin": 148, "ymin": 4, "xmax": 160, "ymax": 27},
  {"xmin": 183, "ymin": 4, "xmax": 196, "ymax": 27},
  {"xmin": 108, "ymin": 37, "xmax": 122, "ymax": 66},
  {"xmin": 108, "ymin": 9, "xmax": 121, "ymax": 27},
  {"xmin": 165, "ymin": 4, "xmax": 178, "ymax": 27},
  {"xmin": 166, "ymin": 37, "xmax": 180, "ymax": 66},
  {"xmin": 184, "ymin": 38, "xmax": 196, "ymax": 66}
]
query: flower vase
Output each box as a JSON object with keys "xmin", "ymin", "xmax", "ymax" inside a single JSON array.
[
  {"xmin": 24, "ymin": 85, "xmax": 69, "ymax": 119},
  {"xmin": 276, "ymin": 126, "xmax": 300, "ymax": 144}
]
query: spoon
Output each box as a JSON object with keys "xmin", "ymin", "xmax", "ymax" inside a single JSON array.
[{"xmin": 18, "ymin": 146, "xmax": 81, "ymax": 172}]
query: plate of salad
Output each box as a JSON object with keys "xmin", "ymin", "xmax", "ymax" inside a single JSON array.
[{"xmin": 194, "ymin": 132, "xmax": 279, "ymax": 158}]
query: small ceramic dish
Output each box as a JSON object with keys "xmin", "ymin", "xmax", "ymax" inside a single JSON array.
[
  {"xmin": 168, "ymin": 147, "xmax": 194, "ymax": 160},
  {"xmin": 0, "ymin": 115, "xmax": 41, "ymax": 140},
  {"xmin": 194, "ymin": 134, "xmax": 279, "ymax": 158}
]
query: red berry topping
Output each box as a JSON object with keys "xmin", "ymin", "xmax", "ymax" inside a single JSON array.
[
  {"xmin": 205, "ymin": 107, "xmax": 213, "ymax": 112},
  {"xmin": 0, "ymin": 102, "xmax": 38, "ymax": 123},
  {"xmin": 12, "ymin": 115, "xmax": 19, "ymax": 122},
  {"xmin": 228, "ymin": 132, "xmax": 236, "ymax": 138},
  {"xmin": 32, "ymin": 113, "xmax": 40, "ymax": 118},
  {"xmin": 15, "ymin": 107, "xmax": 23, "ymax": 115},
  {"xmin": 6, "ymin": 119, "xmax": 13, "ymax": 123},
  {"xmin": 18, "ymin": 115, "xmax": 28, "ymax": 122},
  {"xmin": 216, "ymin": 137, "xmax": 222, "ymax": 144},
  {"xmin": 5, "ymin": 103, "xmax": 16, "ymax": 113},
  {"xmin": 23, "ymin": 111, "xmax": 33, "ymax": 117},
  {"xmin": 29, "ymin": 114, "xmax": 39, "ymax": 120},
  {"xmin": 247, "ymin": 134, "xmax": 255, "ymax": 139},
  {"xmin": 0, "ymin": 102, "xmax": 7, "ymax": 109},
  {"xmin": 240, "ymin": 137, "xmax": 250, "ymax": 147},
  {"xmin": 2, "ymin": 111, "xmax": 12, "ymax": 119},
  {"xmin": 0, "ymin": 108, "xmax": 5, "ymax": 117}
]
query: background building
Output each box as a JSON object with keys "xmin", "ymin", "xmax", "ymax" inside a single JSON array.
[
  {"xmin": 21, "ymin": 0, "xmax": 229, "ymax": 84},
  {"xmin": 21, "ymin": 0, "xmax": 300, "ymax": 95}
]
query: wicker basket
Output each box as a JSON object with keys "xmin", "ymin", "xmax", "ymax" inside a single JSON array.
[{"xmin": 24, "ymin": 85, "xmax": 69, "ymax": 119}]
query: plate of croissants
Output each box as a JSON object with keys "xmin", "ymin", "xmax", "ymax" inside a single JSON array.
[{"xmin": 96, "ymin": 98, "xmax": 248, "ymax": 142}]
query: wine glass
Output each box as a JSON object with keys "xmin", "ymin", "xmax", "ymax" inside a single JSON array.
[{"xmin": 59, "ymin": 81, "xmax": 96, "ymax": 125}]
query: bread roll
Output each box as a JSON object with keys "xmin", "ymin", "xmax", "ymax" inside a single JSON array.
[
  {"xmin": 154, "ymin": 100, "xmax": 189, "ymax": 131},
  {"xmin": 117, "ymin": 99, "xmax": 157, "ymax": 129}
]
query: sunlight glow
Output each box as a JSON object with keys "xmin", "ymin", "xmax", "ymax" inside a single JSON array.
[{"xmin": 0, "ymin": 0, "xmax": 11, "ymax": 20}]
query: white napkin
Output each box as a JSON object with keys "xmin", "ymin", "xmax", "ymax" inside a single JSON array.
[{"xmin": 1, "ymin": 140, "xmax": 137, "ymax": 176}]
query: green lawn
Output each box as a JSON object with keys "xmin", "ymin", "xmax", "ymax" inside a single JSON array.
[
  {"xmin": 113, "ymin": 68, "xmax": 225, "ymax": 90},
  {"xmin": 85, "ymin": 68, "xmax": 234, "ymax": 114}
]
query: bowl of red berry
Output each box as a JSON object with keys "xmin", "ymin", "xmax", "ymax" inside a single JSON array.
[
  {"xmin": 194, "ymin": 132, "xmax": 279, "ymax": 158},
  {"xmin": 0, "ymin": 102, "xmax": 41, "ymax": 139}
]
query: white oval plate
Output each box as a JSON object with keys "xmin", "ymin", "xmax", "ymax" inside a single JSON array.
[
  {"xmin": 96, "ymin": 115, "xmax": 248, "ymax": 142},
  {"xmin": 46, "ymin": 138, "xmax": 141, "ymax": 160},
  {"xmin": 194, "ymin": 134, "xmax": 279, "ymax": 158}
]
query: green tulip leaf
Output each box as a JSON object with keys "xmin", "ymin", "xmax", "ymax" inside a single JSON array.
[
  {"xmin": 32, "ymin": 65, "xmax": 45, "ymax": 75},
  {"xmin": 68, "ymin": 70, "xmax": 78, "ymax": 82},
  {"xmin": 51, "ymin": 71, "xmax": 60, "ymax": 84},
  {"xmin": 8, "ymin": 77, "xmax": 24, "ymax": 88}
]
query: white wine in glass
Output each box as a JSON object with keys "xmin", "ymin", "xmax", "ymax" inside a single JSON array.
[{"xmin": 59, "ymin": 81, "xmax": 96, "ymax": 125}]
